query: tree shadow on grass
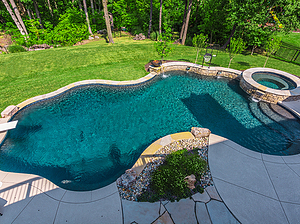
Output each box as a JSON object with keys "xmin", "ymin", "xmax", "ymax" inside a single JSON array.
[
  {"xmin": 237, "ymin": 61, "xmax": 250, "ymax": 66},
  {"xmin": 178, "ymin": 59, "xmax": 192, "ymax": 62}
]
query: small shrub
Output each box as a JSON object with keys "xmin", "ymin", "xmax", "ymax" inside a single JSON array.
[
  {"xmin": 150, "ymin": 31, "xmax": 159, "ymax": 41},
  {"xmin": 8, "ymin": 45, "xmax": 26, "ymax": 53},
  {"xmin": 138, "ymin": 149, "xmax": 207, "ymax": 202}
]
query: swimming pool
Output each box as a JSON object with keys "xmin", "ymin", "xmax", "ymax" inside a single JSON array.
[{"xmin": 1, "ymin": 71, "xmax": 300, "ymax": 191}]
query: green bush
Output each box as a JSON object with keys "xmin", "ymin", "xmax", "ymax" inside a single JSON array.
[
  {"xmin": 8, "ymin": 45, "xmax": 26, "ymax": 53},
  {"xmin": 138, "ymin": 149, "xmax": 207, "ymax": 202},
  {"xmin": 51, "ymin": 8, "xmax": 89, "ymax": 46},
  {"xmin": 150, "ymin": 31, "xmax": 159, "ymax": 41}
]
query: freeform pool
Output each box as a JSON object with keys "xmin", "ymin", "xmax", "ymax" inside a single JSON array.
[{"xmin": 1, "ymin": 71, "xmax": 300, "ymax": 191}]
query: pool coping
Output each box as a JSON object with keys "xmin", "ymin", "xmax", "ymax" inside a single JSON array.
[{"xmin": 241, "ymin": 67, "xmax": 300, "ymax": 102}]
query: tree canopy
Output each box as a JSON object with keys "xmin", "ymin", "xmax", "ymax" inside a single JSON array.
[{"xmin": 0, "ymin": 0, "xmax": 299, "ymax": 48}]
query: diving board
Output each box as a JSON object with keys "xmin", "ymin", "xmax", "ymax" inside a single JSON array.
[{"xmin": 0, "ymin": 121, "xmax": 18, "ymax": 132}]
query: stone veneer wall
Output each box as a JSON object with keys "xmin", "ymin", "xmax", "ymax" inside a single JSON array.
[
  {"xmin": 239, "ymin": 78, "xmax": 290, "ymax": 103},
  {"xmin": 149, "ymin": 63, "xmax": 241, "ymax": 80}
]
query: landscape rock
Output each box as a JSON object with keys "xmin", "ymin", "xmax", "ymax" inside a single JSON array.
[
  {"xmin": 116, "ymin": 169, "xmax": 137, "ymax": 188},
  {"xmin": 191, "ymin": 127, "xmax": 211, "ymax": 138},
  {"xmin": 97, "ymin": 29, "xmax": 107, "ymax": 34},
  {"xmin": 89, "ymin": 36, "xmax": 94, "ymax": 40},
  {"xmin": 133, "ymin": 33, "xmax": 146, "ymax": 40},
  {"xmin": 28, "ymin": 44, "xmax": 51, "ymax": 51},
  {"xmin": 1, "ymin": 105, "xmax": 18, "ymax": 118},
  {"xmin": 185, "ymin": 174, "xmax": 196, "ymax": 189}
]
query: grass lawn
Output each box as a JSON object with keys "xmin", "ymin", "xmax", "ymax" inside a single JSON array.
[
  {"xmin": 0, "ymin": 36, "xmax": 299, "ymax": 112},
  {"xmin": 277, "ymin": 32, "xmax": 300, "ymax": 47}
]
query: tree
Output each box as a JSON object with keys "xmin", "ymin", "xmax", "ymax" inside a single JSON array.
[
  {"xmin": 147, "ymin": 0, "xmax": 153, "ymax": 38},
  {"xmin": 227, "ymin": 37, "xmax": 246, "ymax": 68},
  {"xmin": 2, "ymin": 0, "xmax": 26, "ymax": 35},
  {"xmin": 179, "ymin": 0, "xmax": 187, "ymax": 42},
  {"xmin": 32, "ymin": 0, "xmax": 43, "ymax": 28},
  {"xmin": 103, "ymin": 0, "xmax": 114, "ymax": 43},
  {"xmin": 181, "ymin": 0, "xmax": 192, "ymax": 45},
  {"xmin": 9, "ymin": 0, "xmax": 28, "ymax": 35},
  {"xmin": 264, "ymin": 36, "xmax": 281, "ymax": 68},
  {"xmin": 159, "ymin": 0, "xmax": 162, "ymax": 35},
  {"xmin": 155, "ymin": 24, "xmax": 173, "ymax": 61},
  {"xmin": 83, "ymin": 0, "xmax": 93, "ymax": 35},
  {"xmin": 192, "ymin": 33, "xmax": 207, "ymax": 64}
]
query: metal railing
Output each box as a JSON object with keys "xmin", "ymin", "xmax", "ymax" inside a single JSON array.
[{"xmin": 275, "ymin": 42, "xmax": 300, "ymax": 65}]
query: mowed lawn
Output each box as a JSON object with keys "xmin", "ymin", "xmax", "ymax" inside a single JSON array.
[{"xmin": 0, "ymin": 36, "xmax": 299, "ymax": 112}]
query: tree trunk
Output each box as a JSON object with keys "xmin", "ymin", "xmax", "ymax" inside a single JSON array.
[
  {"xmin": 26, "ymin": 7, "xmax": 32, "ymax": 20},
  {"xmin": 90, "ymin": 0, "xmax": 95, "ymax": 23},
  {"xmin": 2, "ymin": 0, "xmax": 25, "ymax": 35},
  {"xmin": 264, "ymin": 56, "xmax": 269, "ymax": 68},
  {"xmin": 147, "ymin": 0, "xmax": 153, "ymax": 38},
  {"xmin": 221, "ymin": 24, "xmax": 237, "ymax": 49},
  {"xmin": 78, "ymin": 0, "xmax": 82, "ymax": 10},
  {"xmin": 102, "ymin": 0, "xmax": 114, "ymax": 43},
  {"xmin": 53, "ymin": 0, "xmax": 58, "ymax": 9},
  {"xmin": 228, "ymin": 57, "xmax": 233, "ymax": 68},
  {"xmin": 251, "ymin": 45, "xmax": 256, "ymax": 55},
  {"xmin": 179, "ymin": 0, "xmax": 187, "ymax": 41},
  {"xmin": 159, "ymin": 0, "xmax": 162, "ymax": 35},
  {"xmin": 83, "ymin": 0, "xmax": 93, "ymax": 35},
  {"xmin": 181, "ymin": 0, "xmax": 192, "ymax": 45},
  {"xmin": 30, "ymin": 9, "xmax": 36, "ymax": 19},
  {"xmin": 46, "ymin": 0, "xmax": 53, "ymax": 17},
  {"xmin": 98, "ymin": 0, "xmax": 101, "ymax": 13},
  {"xmin": 33, "ymin": 0, "xmax": 43, "ymax": 28},
  {"xmin": 195, "ymin": 49, "xmax": 200, "ymax": 64},
  {"xmin": 9, "ymin": 0, "xmax": 28, "ymax": 35}
]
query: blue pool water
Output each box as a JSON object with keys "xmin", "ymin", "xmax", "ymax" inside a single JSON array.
[{"xmin": 1, "ymin": 71, "xmax": 300, "ymax": 191}]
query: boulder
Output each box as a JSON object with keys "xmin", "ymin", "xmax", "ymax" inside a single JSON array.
[
  {"xmin": 116, "ymin": 169, "xmax": 137, "ymax": 188},
  {"xmin": 1, "ymin": 105, "xmax": 18, "ymax": 118},
  {"xmin": 184, "ymin": 174, "xmax": 196, "ymax": 190},
  {"xmin": 191, "ymin": 127, "xmax": 211, "ymax": 138},
  {"xmin": 133, "ymin": 33, "xmax": 146, "ymax": 40},
  {"xmin": 28, "ymin": 44, "xmax": 51, "ymax": 51}
]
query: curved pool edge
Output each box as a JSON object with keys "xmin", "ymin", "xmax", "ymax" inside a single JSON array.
[
  {"xmin": 0, "ymin": 131, "xmax": 197, "ymax": 201},
  {"xmin": 0, "ymin": 133, "xmax": 299, "ymax": 223},
  {"xmin": 0, "ymin": 62, "xmax": 242, "ymax": 146},
  {"xmin": 131, "ymin": 131, "xmax": 195, "ymax": 175},
  {"xmin": 240, "ymin": 67, "xmax": 300, "ymax": 103}
]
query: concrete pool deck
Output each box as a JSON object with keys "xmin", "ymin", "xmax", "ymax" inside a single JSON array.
[{"xmin": 0, "ymin": 134, "xmax": 299, "ymax": 223}]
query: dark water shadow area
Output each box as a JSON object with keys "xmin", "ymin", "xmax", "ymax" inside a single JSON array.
[{"xmin": 181, "ymin": 93, "xmax": 300, "ymax": 155}]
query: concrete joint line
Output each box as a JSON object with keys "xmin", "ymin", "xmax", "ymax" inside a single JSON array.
[{"xmin": 261, "ymin": 154, "xmax": 290, "ymax": 224}]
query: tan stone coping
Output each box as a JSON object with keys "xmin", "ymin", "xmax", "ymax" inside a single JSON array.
[
  {"xmin": 242, "ymin": 67, "xmax": 300, "ymax": 97},
  {"xmin": 131, "ymin": 132, "xmax": 195, "ymax": 175},
  {"xmin": 16, "ymin": 72, "xmax": 157, "ymax": 110}
]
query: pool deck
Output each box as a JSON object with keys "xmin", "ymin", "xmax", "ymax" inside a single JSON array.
[
  {"xmin": 280, "ymin": 99, "xmax": 300, "ymax": 119},
  {"xmin": 0, "ymin": 134, "xmax": 299, "ymax": 223}
]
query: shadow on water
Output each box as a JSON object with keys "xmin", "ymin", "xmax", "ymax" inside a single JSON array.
[
  {"xmin": 109, "ymin": 143, "xmax": 121, "ymax": 166},
  {"xmin": 180, "ymin": 93, "xmax": 299, "ymax": 155}
]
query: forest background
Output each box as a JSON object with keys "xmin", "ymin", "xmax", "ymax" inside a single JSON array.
[{"xmin": 0, "ymin": 0, "xmax": 300, "ymax": 50}]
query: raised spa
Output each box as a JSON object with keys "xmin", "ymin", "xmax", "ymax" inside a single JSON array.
[
  {"xmin": 252, "ymin": 72, "xmax": 297, "ymax": 90},
  {"xmin": 1, "ymin": 71, "xmax": 300, "ymax": 191}
]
